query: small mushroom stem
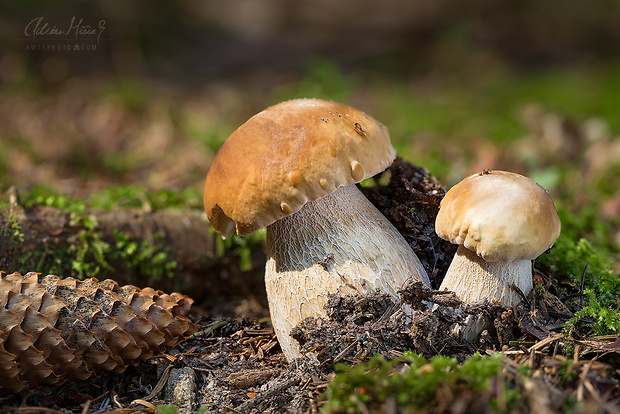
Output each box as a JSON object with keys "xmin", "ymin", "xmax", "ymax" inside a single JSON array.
[
  {"xmin": 265, "ymin": 184, "xmax": 430, "ymax": 361},
  {"xmin": 439, "ymin": 245, "xmax": 533, "ymax": 307}
]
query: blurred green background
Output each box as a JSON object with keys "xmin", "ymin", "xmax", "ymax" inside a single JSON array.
[{"xmin": 1, "ymin": 0, "xmax": 619, "ymax": 263}]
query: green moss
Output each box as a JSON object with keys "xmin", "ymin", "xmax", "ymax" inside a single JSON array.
[
  {"xmin": 321, "ymin": 350, "xmax": 596, "ymax": 413},
  {"xmin": 322, "ymin": 352, "xmax": 516, "ymax": 413},
  {"xmin": 10, "ymin": 190, "xmax": 108, "ymax": 277},
  {"xmin": 21, "ymin": 184, "xmax": 203, "ymax": 211},
  {"xmin": 16, "ymin": 215, "xmax": 178, "ymax": 282},
  {"xmin": 11, "ymin": 186, "xmax": 267, "ymax": 283},
  {"xmin": 155, "ymin": 405, "xmax": 180, "ymax": 414},
  {"xmin": 214, "ymin": 228, "xmax": 265, "ymax": 272},
  {"xmin": 13, "ymin": 186, "xmax": 184, "ymax": 281},
  {"xmin": 568, "ymin": 290, "xmax": 620, "ymax": 336},
  {"xmin": 86, "ymin": 186, "xmax": 203, "ymax": 210},
  {"xmin": 537, "ymin": 209, "xmax": 619, "ymax": 297},
  {"xmin": 155, "ymin": 404, "xmax": 207, "ymax": 414},
  {"xmin": 68, "ymin": 212, "xmax": 112, "ymax": 278},
  {"xmin": 21, "ymin": 186, "xmax": 78, "ymax": 210},
  {"xmin": 536, "ymin": 206, "xmax": 620, "ymax": 338},
  {"xmin": 111, "ymin": 231, "xmax": 178, "ymax": 281}
]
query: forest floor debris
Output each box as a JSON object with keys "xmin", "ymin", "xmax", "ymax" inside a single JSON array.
[{"xmin": 1, "ymin": 161, "xmax": 619, "ymax": 413}]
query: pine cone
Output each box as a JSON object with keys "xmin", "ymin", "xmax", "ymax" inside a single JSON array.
[{"xmin": 0, "ymin": 271, "xmax": 197, "ymax": 395}]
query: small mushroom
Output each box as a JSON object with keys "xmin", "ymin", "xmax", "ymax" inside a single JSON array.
[
  {"xmin": 436, "ymin": 170, "xmax": 561, "ymax": 309},
  {"xmin": 204, "ymin": 98, "xmax": 430, "ymax": 361}
]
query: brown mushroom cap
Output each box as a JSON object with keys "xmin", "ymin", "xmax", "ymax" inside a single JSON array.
[
  {"xmin": 435, "ymin": 170, "xmax": 561, "ymax": 262},
  {"xmin": 204, "ymin": 98, "xmax": 396, "ymax": 237}
]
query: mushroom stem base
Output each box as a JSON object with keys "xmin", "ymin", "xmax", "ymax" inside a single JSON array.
[
  {"xmin": 265, "ymin": 184, "xmax": 429, "ymax": 361},
  {"xmin": 439, "ymin": 245, "xmax": 533, "ymax": 307}
]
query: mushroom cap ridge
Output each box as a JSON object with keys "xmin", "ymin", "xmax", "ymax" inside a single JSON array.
[
  {"xmin": 435, "ymin": 170, "xmax": 561, "ymax": 262},
  {"xmin": 204, "ymin": 98, "xmax": 396, "ymax": 237}
]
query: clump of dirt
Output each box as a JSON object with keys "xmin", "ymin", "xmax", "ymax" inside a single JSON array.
[
  {"xmin": 360, "ymin": 159, "xmax": 457, "ymax": 288},
  {"xmin": 291, "ymin": 281, "xmax": 511, "ymax": 373}
]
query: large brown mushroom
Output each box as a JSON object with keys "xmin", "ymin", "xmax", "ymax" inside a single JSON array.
[{"xmin": 203, "ymin": 98, "xmax": 430, "ymax": 360}]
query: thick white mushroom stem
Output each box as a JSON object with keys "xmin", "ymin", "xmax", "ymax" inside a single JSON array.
[
  {"xmin": 439, "ymin": 245, "xmax": 533, "ymax": 306},
  {"xmin": 439, "ymin": 245, "xmax": 532, "ymax": 341},
  {"xmin": 265, "ymin": 185, "xmax": 430, "ymax": 361}
]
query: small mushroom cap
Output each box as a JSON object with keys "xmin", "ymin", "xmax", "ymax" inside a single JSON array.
[
  {"xmin": 435, "ymin": 170, "xmax": 561, "ymax": 262},
  {"xmin": 204, "ymin": 98, "xmax": 396, "ymax": 237}
]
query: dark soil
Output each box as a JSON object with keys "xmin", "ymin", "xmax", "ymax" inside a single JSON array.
[{"xmin": 360, "ymin": 158, "xmax": 458, "ymax": 288}]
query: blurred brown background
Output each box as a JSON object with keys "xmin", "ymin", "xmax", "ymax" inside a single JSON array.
[{"xmin": 2, "ymin": 0, "xmax": 619, "ymax": 84}]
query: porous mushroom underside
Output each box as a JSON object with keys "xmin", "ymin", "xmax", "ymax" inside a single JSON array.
[{"xmin": 264, "ymin": 184, "xmax": 430, "ymax": 361}]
